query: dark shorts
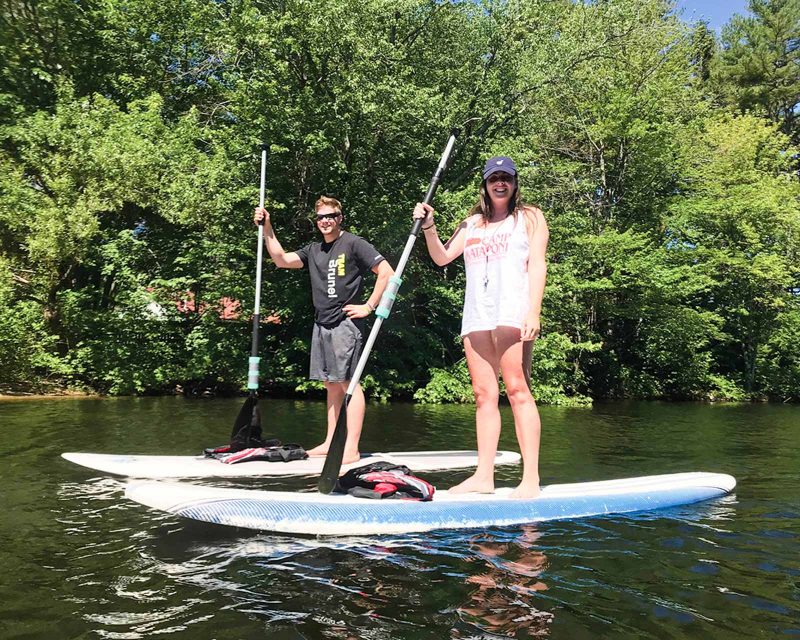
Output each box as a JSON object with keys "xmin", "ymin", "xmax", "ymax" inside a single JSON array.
[{"xmin": 309, "ymin": 318, "xmax": 365, "ymax": 382}]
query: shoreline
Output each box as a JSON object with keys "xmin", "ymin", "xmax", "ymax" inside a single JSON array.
[{"xmin": 0, "ymin": 391, "xmax": 100, "ymax": 401}]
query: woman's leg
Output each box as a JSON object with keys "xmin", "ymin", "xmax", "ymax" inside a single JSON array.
[
  {"xmin": 450, "ymin": 331, "xmax": 501, "ymax": 494},
  {"xmin": 522, "ymin": 339, "xmax": 533, "ymax": 390},
  {"xmin": 496, "ymin": 327, "xmax": 541, "ymax": 498}
]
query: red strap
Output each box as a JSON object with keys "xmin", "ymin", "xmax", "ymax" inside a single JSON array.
[
  {"xmin": 372, "ymin": 482, "xmax": 398, "ymax": 497},
  {"xmin": 221, "ymin": 447, "xmax": 265, "ymax": 464}
]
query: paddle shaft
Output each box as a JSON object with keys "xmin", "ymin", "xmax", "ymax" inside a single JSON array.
[
  {"xmin": 247, "ymin": 144, "xmax": 268, "ymax": 398},
  {"xmin": 317, "ymin": 131, "xmax": 459, "ymax": 494},
  {"xmin": 345, "ymin": 135, "xmax": 457, "ymax": 392}
]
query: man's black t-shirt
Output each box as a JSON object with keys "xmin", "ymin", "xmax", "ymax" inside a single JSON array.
[{"xmin": 295, "ymin": 231, "xmax": 385, "ymax": 325}]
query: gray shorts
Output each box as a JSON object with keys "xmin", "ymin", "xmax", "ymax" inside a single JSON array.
[{"xmin": 309, "ymin": 318, "xmax": 365, "ymax": 382}]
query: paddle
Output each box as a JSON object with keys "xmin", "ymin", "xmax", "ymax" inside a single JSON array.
[
  {"xmin": 317, "ymin": 131, "xmax": 460, "ymax": 493},
  {"xmin": 229, "ymin": 143, "xmax": 269, "ymax": 451}
]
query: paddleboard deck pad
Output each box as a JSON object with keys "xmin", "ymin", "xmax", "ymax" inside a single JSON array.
[
  {"xmin": 62, "ymin": 450, "xmax": 521, "ymax": 478},
  {"xmin": 124, "ymin": 472, "xmax": 736, "ymax": 536}
]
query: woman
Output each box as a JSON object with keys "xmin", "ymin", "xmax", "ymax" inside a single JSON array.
[{"xmin": 413, "ymin": 156, "xmax": 548, "ymax": 498}]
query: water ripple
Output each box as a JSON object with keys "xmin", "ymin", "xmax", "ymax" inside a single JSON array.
[{"xmin": 2, "ymin": 398, "xmax": 799, "ymax": 638}]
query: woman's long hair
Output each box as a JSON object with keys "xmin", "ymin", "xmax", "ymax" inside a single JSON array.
[{"xmin": 468, "ymin": 177, "xmax": 523, "ymax": 226}]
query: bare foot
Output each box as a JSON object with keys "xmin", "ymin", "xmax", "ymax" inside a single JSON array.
[
  {"xmin": 306, "ymin": 445, "xmax": 360, "ymax": 465},
  {"xmin": 341, "ymin": 451, "xmax": 361, "ymax": 465},
  {"xmin": 305, "ymin": 444, "xmax": 328, "ymax": 457},
  {"xmin": 509, "ymin": 483, "xmax": 541, "ymax": 499},
  {"xmin": 449, "ymin": 475, "xmax": 495, "ymax": 494}
]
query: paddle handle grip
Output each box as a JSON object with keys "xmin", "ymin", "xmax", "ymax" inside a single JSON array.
[
  {"xmin": 375, "ymin": 275, "xmax": 402, "ymax": 319},
  {"xmin": 247, "ymin": 356, "xmax": 261, "ymax": 390}
]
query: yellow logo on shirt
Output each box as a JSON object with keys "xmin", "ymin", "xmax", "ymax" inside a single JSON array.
[{"xmin": 326, "ymin": 254, "xmax": 347, "ymax": 298}]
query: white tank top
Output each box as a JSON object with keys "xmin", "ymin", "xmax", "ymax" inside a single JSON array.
[{"xmin": 461, "ymin": 211, "xmax": 530, "ymax": 336}]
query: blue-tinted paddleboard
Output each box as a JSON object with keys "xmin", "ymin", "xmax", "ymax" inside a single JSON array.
[{"xmin": 125, "ymin": 471, "xmax": 736, "ymax": 536}]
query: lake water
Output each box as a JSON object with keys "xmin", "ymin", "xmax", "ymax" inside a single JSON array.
[{"xmin": 0, "ymin": 397, "xmax": 798, "ymax": 638}]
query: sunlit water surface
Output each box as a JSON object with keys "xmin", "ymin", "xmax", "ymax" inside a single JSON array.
[{"xmin": 0, "ymin": 398, "xmax": 798, "ymax": 638}]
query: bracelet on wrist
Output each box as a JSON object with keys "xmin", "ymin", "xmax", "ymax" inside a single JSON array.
[
  {"xmin": 366, "ymin": 301, "xmax": 376, "ymax": 312},
  {"xmin": 422, "ymin": 223, "xmax": 435, "ymax": 230}
]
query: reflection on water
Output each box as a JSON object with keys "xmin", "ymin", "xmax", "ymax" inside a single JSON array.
[
  {"xmin": 2, "ymin": 398, "xmax": 800, "ymax": 638},
  {"xmin": 119, "ymin": 525, "xmax": 559, "ymax": 639},
  {"xmin": 454, "ymin": 526, "xmax": 553, "ymax": 638}
]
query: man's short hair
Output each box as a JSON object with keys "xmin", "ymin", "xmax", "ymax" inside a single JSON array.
[{"xmin": 314, "ymin": 196, "xmax": 342, "ymax": 215}]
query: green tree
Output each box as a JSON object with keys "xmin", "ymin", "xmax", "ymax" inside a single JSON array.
[
  {"xmin": 0, "ymin": 0, "xmax": 122, "ymax": 122},
  {"xmin": 713, "ymin": 0, "xmax": 800, "ymax": 141},
  {"xmin": 668, "ymin": 113, "xmax": 800, "ymax": 396},
  {"xmin": 2, "ymin": 0, "xmax": 799, "ymax": 404}
]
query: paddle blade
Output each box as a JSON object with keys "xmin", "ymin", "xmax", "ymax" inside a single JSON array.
[
  {"xmin": 317, "ymin": 397, "xmax": 350, "ymax": 493},
  {"xmin": 249, "ymin": 402, "xmax": 263, "ymax": 443},
  {"xmin": 230, "ymin": 396, "xmax": 259, "ymax": 452}
]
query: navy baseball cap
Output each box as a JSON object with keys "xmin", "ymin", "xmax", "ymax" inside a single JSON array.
[{"xmin": 482, "ymin": 156, "xmax": 517, "ymax": 180}]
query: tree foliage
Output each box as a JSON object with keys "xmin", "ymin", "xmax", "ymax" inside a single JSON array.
[
  {"xmin": 1, "ymin": 0, "xmax": 799, "ymax": 402},
  {"xmin": 712, "ymin": 0, "xmax": 800, "ymax": 142}
]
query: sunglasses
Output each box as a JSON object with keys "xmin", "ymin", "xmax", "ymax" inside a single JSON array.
[
  {"xmin": 487, "ymin": 173, "xmax": 515, "ymax": 184},
  {"xmin": 316, "ymin": 212, "xmax": 341, "ymax": 221}
]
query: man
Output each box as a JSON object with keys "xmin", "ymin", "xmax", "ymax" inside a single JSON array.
[{"xmin": 254, "ymin": 196, "xmax": 394, "ymax": 464}]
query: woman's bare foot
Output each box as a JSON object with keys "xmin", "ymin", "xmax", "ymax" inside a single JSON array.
[
  {"xmin": 509, "ymin": 483, "xmax": 540, "ymax": 499},
  {"xmin": 449, "ymin": 475, "xmax": 495, "ymax": 494}
]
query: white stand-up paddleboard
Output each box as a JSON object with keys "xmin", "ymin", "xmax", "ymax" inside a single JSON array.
[
  {"xmin": 62, "ymin": 450, "xmax": 521, "ymax": 478},
  {"xmin": 124, "ymin": 472, "xmax": 736, "ymax": 536}
]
